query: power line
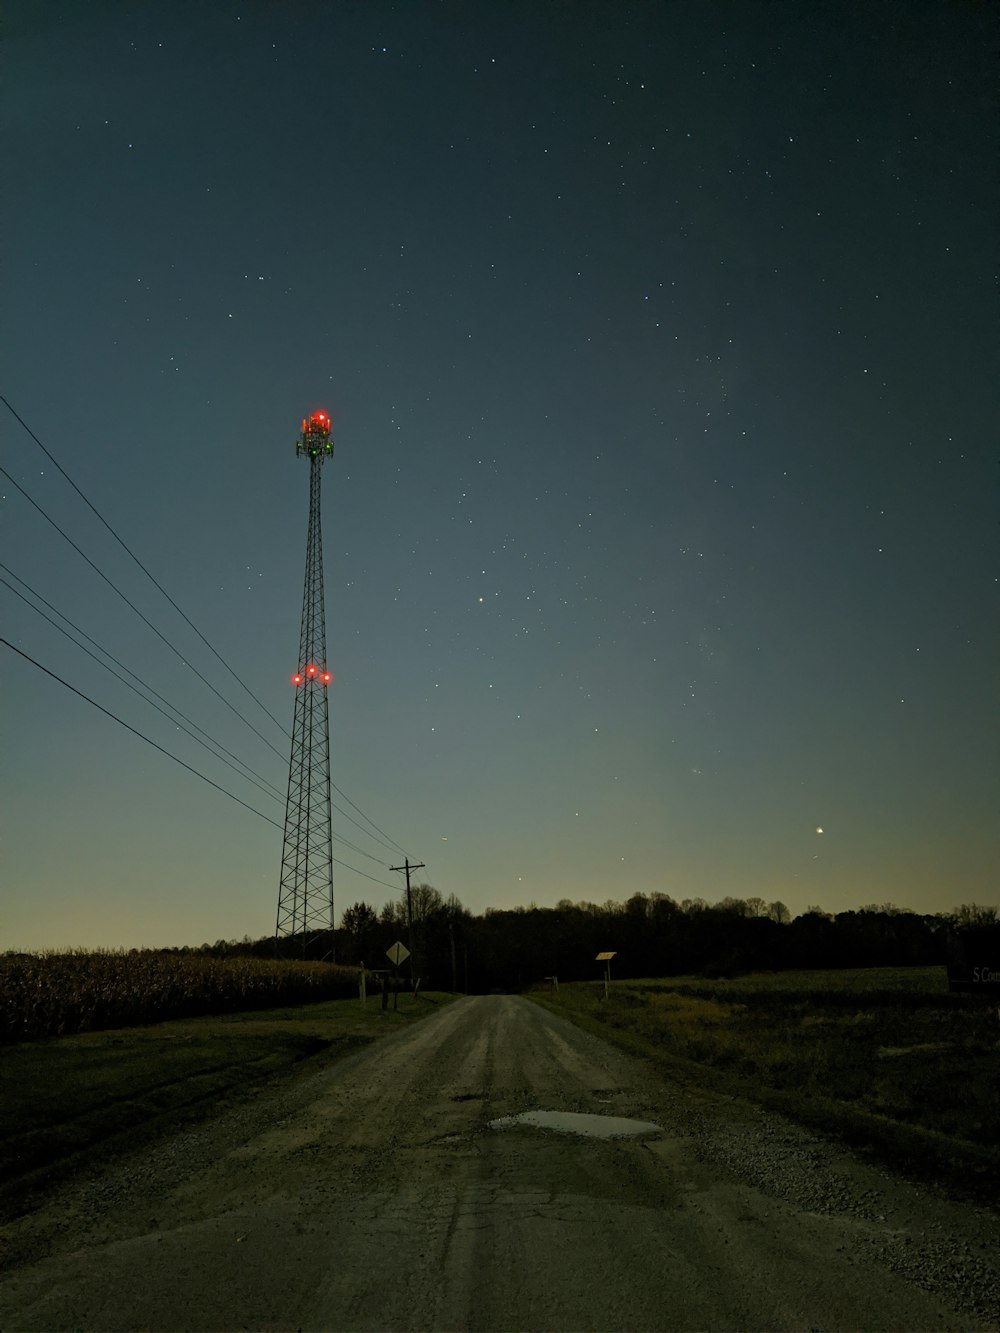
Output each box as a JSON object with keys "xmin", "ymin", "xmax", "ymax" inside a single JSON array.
[
  {"xmin": 332, "ymin": 864, "xmax": 397, "ymax": 891},
  {"xmin": 1, "ymin": 394, "xmax": 414, "ymax": 864},
  {"xmin": 1, "ymin": 634, "xmax": 284, "ymax": 828},
  {"xmin": 0, "ymin": 566, "xmax": 393, "ymax": 868},
  {"xmin": 0, "ymin": 635, "xmax": 402, "ymax": 892},
  {"xmin": 0, "ymin": 459, "xmax": 289, "ymax": 763},
  {"xmin": 0, "ymin": 569, "xmax": 287, "ymax": 806},
  {"xmin": 0, "ymin": 392, "xmax": 288, "ymax": 736},
  {"xmin": 0, "ymin": 559, "xmax": 289, "ymax": 797},
  {"xmin": 330, "ymin": 779, "xmax": 411, "ymax": 857}
]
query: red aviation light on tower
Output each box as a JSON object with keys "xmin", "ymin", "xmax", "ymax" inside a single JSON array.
[
  {"xmin": 295, "ymin": 409, "xmax": 334, "ymax": 458},
  {"xmin": 291, "ymin": 672, "xmax": 304, "ymax": 686},
  {"xmin": 321, "ymin": 671, "xmax": 332, "ymax": 684}
]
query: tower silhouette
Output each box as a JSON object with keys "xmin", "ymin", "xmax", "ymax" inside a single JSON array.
[{"xmin": 276, "ymin": 411, "xmax": 335, "ymax": 953}]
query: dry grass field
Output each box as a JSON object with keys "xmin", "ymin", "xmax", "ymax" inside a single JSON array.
[{"xmin": 531, "ymin": 967, "xmax": 1000, "ymax": 1197}]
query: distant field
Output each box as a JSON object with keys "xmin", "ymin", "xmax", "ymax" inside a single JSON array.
[
  {"xmin": 531, "ymin": 967, "xmax": 1000, "ymax": 1197},
  {"xmin": 0, "ymin": 949, "xmax": 362, "ymax": 1043},
  {"xmin": 635, "ymin": 965, "xmax": 946, "ymax": 997}
]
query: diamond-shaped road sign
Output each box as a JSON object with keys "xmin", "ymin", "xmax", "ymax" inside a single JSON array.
[{"xmin": 386, "ymin": 941, "xmax": 410, "ymax": 966}]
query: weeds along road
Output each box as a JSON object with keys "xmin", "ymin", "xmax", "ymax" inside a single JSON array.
[{"xmin": 2, "ymin": 995, "xmax": 997, "ymax": 1331}]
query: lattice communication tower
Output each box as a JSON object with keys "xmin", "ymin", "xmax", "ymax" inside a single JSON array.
[{"xmin": 276, "ymin": 411, "xmax": 336, "ymax": 952}]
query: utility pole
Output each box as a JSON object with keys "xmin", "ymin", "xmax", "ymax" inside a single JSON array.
[{"xmin": 390, "ymin": 858, "xmax": 425, "ymax": 989}]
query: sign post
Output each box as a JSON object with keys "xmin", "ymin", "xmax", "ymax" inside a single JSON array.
[
  {"xmin": 596, "ymin": 951, "xmax": 616, "ymax": 1000},
  {"xmin": 946, "ymin": 929, "xmax": 1000, "ymax": 1025},
  {"xmin": 386, "ymin": 941, "xmax": 411, "ymax": 1010}
]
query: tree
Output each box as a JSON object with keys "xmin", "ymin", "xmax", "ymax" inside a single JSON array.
[
  {"xmin": 338, "ymin": 902, "xmax": 379, "ymax": 966},
  {"xmin": 380, "ymin": 900, "xmax": 403, "ymax": 927},
  {"xmin": 409, "ymin": 883, "xmax": 443, "ymax": 921},
  {"xmin": 342, "ymin": 902, "xmax": 378, "ymax": 936},
  {"xmin": 717, "ymin": 897, "xmax": 750, "ymax": 917},
  {"xmin": 952, "ymin": 903, "xmax": 998, "ymax": 928},
  {"xmin": 681, "ymin": 897, "xmax": 708, "ymax": 914},
  {"xmin": 443, "ymin": 892, "xmax": 467, "ymax": 920}
]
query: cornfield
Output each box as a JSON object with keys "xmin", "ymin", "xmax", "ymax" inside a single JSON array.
[{"xmin": 0, "ymin": 949, "xmax": 360, "ymax": 1044}]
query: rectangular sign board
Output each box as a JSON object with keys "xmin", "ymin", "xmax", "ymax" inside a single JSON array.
[{"xmin": 946, "ymin": 928, "xmax": 1000, "ymax": 995}]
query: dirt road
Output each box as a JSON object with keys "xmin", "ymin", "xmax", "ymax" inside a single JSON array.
[{"xmin": 1, "ymin": 995, "xmax": 997, "ymax": 1330}]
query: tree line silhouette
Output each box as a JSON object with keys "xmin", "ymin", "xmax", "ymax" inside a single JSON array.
[{"xmin": 188, "ymin": 892, "xmax": 997, "ymax": 994}]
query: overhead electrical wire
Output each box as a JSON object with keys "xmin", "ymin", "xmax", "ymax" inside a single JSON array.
[
  {"xmin": 329, "ymin": 780, "xmax": 411, "ymax": 857},
  {"xmin": 0, "ymin": 635, "xmax": 402, "ymax": 892},
  {"xmin": 0, "ymin": 460, "xmax": 288, "ymax": 762},
  {"xmin": 1, "ymin": 568, "xmax": 287, "ymax": 806},
  {"xmin": 0, "ymin": 559, "xmax": 289, "ymax": 797},
  {"xmin": 1, "ymin": 393, "xmax": 414, "ymax": 864},
  {"xmin": 3, "ymin": 562, "xmax": 405, "ymax": 863},
  {"xmin": 0, "ymin": 566, "xmax": 393, "ymax": 868},
  {"xmin": 0, "ymin": 392, "xmax": 288, "ymax": 734},
  {"xmin": 1, "ymin": 635, "xmax": 285, "ymax": 828}
]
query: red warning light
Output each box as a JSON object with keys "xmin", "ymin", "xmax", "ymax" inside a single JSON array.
[
  {"xmin": 291, "ymin": 673, "xmax": 303, "ymax": 686},
  {"xmin": 321, "ymin": 671, "xmax": 332, "ymax": 684},
  {"xmin": 307, "ymin": 664, "xmax": 317, "ymax": 676}
]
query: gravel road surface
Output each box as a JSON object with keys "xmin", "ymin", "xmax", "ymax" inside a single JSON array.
[{"xmin": 1, "ymin": 995, "xmax": 997, "ymax": 1331}]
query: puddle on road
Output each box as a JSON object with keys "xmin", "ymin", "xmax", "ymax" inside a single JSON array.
[{"xmin": 488, "ymin": 1110, "xmax": 662, "ymax": 1139}]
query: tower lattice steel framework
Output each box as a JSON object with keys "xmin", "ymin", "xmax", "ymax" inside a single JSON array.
[{"xmin": 276, "ymin": 411, "xmax": 335, "ymax": 951}]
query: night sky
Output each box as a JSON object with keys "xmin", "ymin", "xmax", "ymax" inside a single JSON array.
[{"xmin": 2, "ymin": 1, "xmax": 996, "ymax": 950}]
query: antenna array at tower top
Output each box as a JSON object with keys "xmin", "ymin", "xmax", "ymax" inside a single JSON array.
[{"xmin": 296, "ymin": 412, "xmax": 334, "ymax": 459}]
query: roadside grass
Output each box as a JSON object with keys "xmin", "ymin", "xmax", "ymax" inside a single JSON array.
[
  {"xmin": 530, "ymin": 969, "xmax": 1000, "ymax": 1199},
  {"xmin": 0, "ymin": 990, "xmax": 456, "ymax": 1213}
]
